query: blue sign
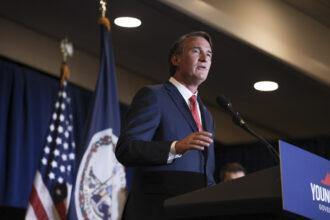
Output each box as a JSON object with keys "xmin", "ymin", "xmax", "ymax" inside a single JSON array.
[{"xmin": 280, "ymin": 140, "xmax": 330, "ymax": 220}]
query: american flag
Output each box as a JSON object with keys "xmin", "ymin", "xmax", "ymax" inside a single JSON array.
[{"xmin": 26, "ymin": 80, "xmax": 75, "ymax": 220}]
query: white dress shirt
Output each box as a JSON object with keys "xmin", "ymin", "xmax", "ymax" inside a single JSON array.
[{"xmin": 167, "ymin": 77, "xmax": 202, "ymax": 163}]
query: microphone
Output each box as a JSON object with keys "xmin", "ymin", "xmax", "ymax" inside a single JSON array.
[
  {"xmin": 216, "ymin": 95, "xmax": 279, "ymax": 163},
  {"xmin": 216, "ymin": 95, "xmax": 247, "ymax": 129}
]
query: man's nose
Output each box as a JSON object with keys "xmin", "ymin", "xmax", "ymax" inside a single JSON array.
[{"xmin": 199, "ymin": 52, "xmax": 207, "ymax": 61}]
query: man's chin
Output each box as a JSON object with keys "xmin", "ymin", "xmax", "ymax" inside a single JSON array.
[
  {"xmin": 197, "ymin": 73, "xmax": 208, "ymax": 82},
  {"xmin": 194, "ymin": 77, "xmax": 207, "ymax": 86}
]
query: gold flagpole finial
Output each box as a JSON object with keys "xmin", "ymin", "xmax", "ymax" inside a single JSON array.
[
  {"xmin": 60, "ymin": 38, "xmax": 74, "ymax": 87},
  {"xmin": 100, "ymin": 0, "xmax": 107, "ymax": 18},
  {"xmin": 99, "ymin": 0, "xmax": 111, "ymax": 31}
]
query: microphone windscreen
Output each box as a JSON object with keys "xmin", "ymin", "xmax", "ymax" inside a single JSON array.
[{"xmin": 216, "ymin": 95, "xmax": 230, "ymax": 110}]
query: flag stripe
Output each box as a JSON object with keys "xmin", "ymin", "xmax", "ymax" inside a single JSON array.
[
  {"xmin": 30, "ymin": 186, "xmax": 49, "ymax": 220},
  {"xmin": 32, "ymin": 171, "xmax": 61, "ymax": 220},
  {"xmin": 25, "ymin": 204, "xmax": 37, "ymax": 220},
  {"xmin": 55, "ymin": 201, "xmax": 66, "ymax": 220}
]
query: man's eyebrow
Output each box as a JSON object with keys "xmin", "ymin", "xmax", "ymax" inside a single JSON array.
[
  {"xmin": 205, "ymin": 49, "xmax": 213, "ymax": 55},
  {"xmin": 192, "ymin": 46, "xmax": 213, "ymax": 54}
]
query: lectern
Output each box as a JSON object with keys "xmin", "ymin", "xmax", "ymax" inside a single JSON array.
[{"xmin": 164, "ymin": 141, "xmax": 330, "ymax": 220}]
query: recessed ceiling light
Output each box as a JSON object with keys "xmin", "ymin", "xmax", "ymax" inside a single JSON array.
[
  {"xmin": 254, "ymin": 81, "xmax": 278, "ymax": 92},
  {"xmin": 114, "ymin": 17, "xmax": 141, "ymax": 28}
]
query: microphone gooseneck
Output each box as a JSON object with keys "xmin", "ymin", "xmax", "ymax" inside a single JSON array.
[{"xmin": 216, "ymin": 95, "xmax": 279, "ymax": 163}]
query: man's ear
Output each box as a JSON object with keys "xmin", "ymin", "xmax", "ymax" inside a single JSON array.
[{"xmin": 171, "ymin": 54, "xmax": 180, "ymax": 66}]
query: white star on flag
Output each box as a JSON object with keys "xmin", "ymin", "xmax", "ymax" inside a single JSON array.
[
  {"xmin": 54, "ymin": 149, "xmax": 60, "ymax": 156},
  {"xmin": 44, "ymin": 147, "xmax": 50, "ymax": 154},
  {"xmin": 51, "ymin": 161, "xmax": 58, "ymax": 168},
  {"xmin": 60, "ymin": 165, "xmax": 65, "ymax": 172},
  {"xmin": 47, "ymin": 136, "xmax": 52, "ymax": 143},
  {"xmin": 49, "ymin": 172, "xmax": 55, "ymax": 180},
  {"xmin": 42, "ymin": 158, "xmax": 47, "ymax": 165},
  {"xmin": 56, "ymin": 137, "xmax": 62, "ymax": 145}
]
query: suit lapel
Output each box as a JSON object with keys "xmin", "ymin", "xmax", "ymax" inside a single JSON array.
[
  {"xmin": 197, "ymin": 95, "xmax": 211, "ymax": 133},
  {"xmin": 197, "ymin": 95, "xmax": 213, "ymax": 169},
  {"xmin": 164, "ymin": 81, "xmax": 198, "ymax": 132}
]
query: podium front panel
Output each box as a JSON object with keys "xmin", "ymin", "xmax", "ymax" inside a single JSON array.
[{"xmin": 280, "ymin": 140, "xmax": 330, "ymax": 220}]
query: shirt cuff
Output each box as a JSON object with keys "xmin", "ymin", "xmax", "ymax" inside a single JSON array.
[{"xmin": 167, "ymin": 141, "xmax": 182, "ymax": 164}]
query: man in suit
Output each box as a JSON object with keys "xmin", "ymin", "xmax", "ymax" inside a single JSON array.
[{"xmin": 115, "ymin": 31, "xmax": 215, "ymax": 220}]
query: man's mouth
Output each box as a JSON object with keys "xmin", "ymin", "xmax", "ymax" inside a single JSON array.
[{"xmin": 197, "ymin": 65, "xmax": 206, "ymax": 70}]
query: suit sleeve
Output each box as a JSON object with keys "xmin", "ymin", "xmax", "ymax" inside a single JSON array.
[{"xmin": 115, "ymin": 87, "xmax": 172, "ymax": 166}]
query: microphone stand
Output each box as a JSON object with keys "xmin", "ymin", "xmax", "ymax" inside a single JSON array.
[
  {"xmin": 232, "ymin": 113, "xmax": 279, "ymax": 163},
  {"xmin": 217, "ymin": 95, "xmax": 280, "ymax": 164}
]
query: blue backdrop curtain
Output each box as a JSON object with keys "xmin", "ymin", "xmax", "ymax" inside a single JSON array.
[{"xmin": 0, "ymin": 57, "xmax": 92, "ymax": 208}]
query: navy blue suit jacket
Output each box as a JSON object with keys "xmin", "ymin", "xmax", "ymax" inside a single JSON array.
[{"xmin": 116, "ymin": 81, "xmax": 215, "ymax": 219}]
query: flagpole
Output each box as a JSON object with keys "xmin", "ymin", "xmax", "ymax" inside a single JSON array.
[{"xmin": 26, "ymin": 38, "xmax": 77, "ymax": 220}]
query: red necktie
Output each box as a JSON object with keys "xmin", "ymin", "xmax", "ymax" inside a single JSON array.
[{"xmin": 189, "ymin": 95, "xmax": 203, "ymax": 131}]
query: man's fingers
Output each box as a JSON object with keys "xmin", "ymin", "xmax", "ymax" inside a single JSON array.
[
  {"xmin": 193, "ymin": 134, "xmax": 213, "ymax": 143},
  {"xmin": 196, "ymin": 131, "xmax": 212, "ymax": 137},
  {"xmin": 189, "ymin": 144, "xmax": 204, "ymax": 151},
  {"xmin": 191, "ymin": 140, "xmax": 211, "ymax": 147},
  {"xmin": 175, "ymin": 132, "xmax": 214, "ymax": 153}
]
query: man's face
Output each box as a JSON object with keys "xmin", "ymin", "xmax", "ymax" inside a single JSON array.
[{"xmin": 173, "ymin": 36, "xmax": 212, "ymax": 87}]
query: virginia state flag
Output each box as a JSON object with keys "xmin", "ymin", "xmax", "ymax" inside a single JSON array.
[{"xmin": 68, "ymin": 18, "xmax": 126, "ymax": 220}]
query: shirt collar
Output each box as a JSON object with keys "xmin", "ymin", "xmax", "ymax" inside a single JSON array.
[{"xmin": 169, "ymin": 77, "xmax": 198, "ymax": 104}]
